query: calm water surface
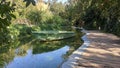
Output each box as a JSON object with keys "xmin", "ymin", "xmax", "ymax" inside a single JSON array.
[
  {"xmin": 0, "ymin": 30, "xmax": 82, "ymax": 68},
  {"xmin": 5, "ymin": 46, "xmax": 69, "ymax": 68}
]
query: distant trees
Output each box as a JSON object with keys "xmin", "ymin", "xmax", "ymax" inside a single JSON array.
[{"xmin": 49, "ymin": 0, "xmax": 65, "ymax": 15}]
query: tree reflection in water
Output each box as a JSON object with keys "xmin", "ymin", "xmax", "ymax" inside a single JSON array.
[{"xmin": 0, "ymin": 31, "xmax": 83, "ymax": 68}]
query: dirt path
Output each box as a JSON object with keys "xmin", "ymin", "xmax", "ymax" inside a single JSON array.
[{"xmin": 62, "ymin": 30, "xmax": 120, "ymax": 68}]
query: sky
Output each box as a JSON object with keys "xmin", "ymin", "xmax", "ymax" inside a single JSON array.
[
  {"xmin": 57, "ymin": 0, "xmax": 67, "ymax": 3},
  {"xmin": 44, "ymin": 0, "xmax": 68, "ymax": 3}
]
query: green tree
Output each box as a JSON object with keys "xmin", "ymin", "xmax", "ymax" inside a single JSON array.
[
  {"xmin": 0, "ymin": 0, "xmax": 16, "ymax": 44},
  {"xmin": 67, "ymin": 0, "xmax": 120, "ymax": 36},
  {"xmin": 0, "ymin": 0, "xmax": 37, "ymax": 45}
]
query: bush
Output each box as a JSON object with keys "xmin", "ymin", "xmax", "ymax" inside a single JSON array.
[
  {"xmin": 26, "ymin": 10, "xmax": 53, "ymax": 25},
  {"xmin": 39, "ymin": 15, "xmax": 71, "ymax": 31},
  {"xmin": 26, "ymin": 8, "xmax": 71, "ymax": 31}
]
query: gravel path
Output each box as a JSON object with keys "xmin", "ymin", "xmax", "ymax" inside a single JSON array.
[{"xmin": 62, "ymin": 30, "xmax": 120, "ymax": 68}]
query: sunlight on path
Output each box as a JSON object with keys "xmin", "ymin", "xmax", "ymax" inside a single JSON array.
[{"xmin": 62, "ymin": 30, "xmax": 120, "ymax": 68}]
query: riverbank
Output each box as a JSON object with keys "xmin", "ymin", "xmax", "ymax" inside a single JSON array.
[{"xmin": 62, "ymin": 30, "xmax": 120, "ymax": 68}]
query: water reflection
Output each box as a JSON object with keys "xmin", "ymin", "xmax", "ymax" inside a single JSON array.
[
  {"xmin": 5, "ymin": 46, "xmax": 69, "ymax": 68},
  {"xmin": 0, "ymin": 31, "xmax": 83, "ymax": 68}
]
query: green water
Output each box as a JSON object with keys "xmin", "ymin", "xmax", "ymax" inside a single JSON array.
[{"xmin": 0, "ymin": 31, "xmax": 83, "ymax": 68}]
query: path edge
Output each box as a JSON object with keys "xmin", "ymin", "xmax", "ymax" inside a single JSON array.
[{"xmin": 61, "ymin": 30, "xmax": 90, "ymax": 68}]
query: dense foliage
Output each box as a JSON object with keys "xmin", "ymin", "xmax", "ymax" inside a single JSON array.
[
  {"xmin": 1, "ymin": 0, "xmax": 119, "ymax": 67},
  {"xmin": 0, "ymin": 0, "xmax": 68, "ymax": 45},
  {"xmin": 66, "ymin": 0, "xmax": 120, "ymax": 36},
  {"xmin": 0, "ymin": 0, "xmax": 16, "ymax": 45},
  {"xmin": 0, "ymin": 0, "xmax": 120, "ymax": 53},
  {"xmin": 0, "ymin": 0, "xmax": 69, "ymax": 54}
]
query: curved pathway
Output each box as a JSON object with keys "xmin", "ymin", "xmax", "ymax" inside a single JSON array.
[{"xmin": 62, "ymin": 30, "xmax": 120, "ymax": 68}]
